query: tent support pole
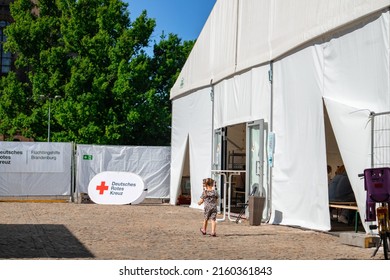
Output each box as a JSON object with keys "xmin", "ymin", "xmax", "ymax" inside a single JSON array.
[
  {"xmin": 265, "ymin": 61, "xmax": 274, "ymax": 223},
  {"xmin": 210, "ymin": 79, "xmax": 214, "ymax": 174}
]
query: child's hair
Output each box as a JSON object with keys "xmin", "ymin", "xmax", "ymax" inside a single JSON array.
[{"xmin": 204, "ymin": 178, "xmax": 215, "ymax": 187}]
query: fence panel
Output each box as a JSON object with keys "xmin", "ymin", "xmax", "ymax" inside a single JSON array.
[
  {"xmin": 0, "ymin": 142, "xmax": 73, "ymax": 197},
  {"xmin": 372, "ymin": 111, "xmax": 390, "ymax": 167},
  {"xmin": 76, "ymin": 145, "xmax": 170, "ymax": 199}
]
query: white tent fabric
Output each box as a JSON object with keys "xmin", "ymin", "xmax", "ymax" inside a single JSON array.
[
  {"xmin": 170, "ymin": 88, "xmax": 212, "ymax": 207},
  {"xmin": 171, "ymin": 0, "xmax": 388, "ymax": 100},
  {"xmin": 322, "ymin": 11, "xmax": 390, "ymax": 110},
  {"xmin": 214, "ymin": 66, "xmax": 271, "ymax": 129},
  {"xmin": 271, "ymin": 46, "xmax": 330, "ymax": 230},
  {"xmin": 324, "ymin": 98, "xmax": 372, "ymax": 232},
  {"xmin": 170, "ymin": 0, "xmax": 390, "ymax": 231},
  {"xmin": 0, "ymin": 142, "xmax": 73, "ymax": 196},
  {"xmin": 76, "ymin": 145, "xmax": 170, "ymax": 198}
]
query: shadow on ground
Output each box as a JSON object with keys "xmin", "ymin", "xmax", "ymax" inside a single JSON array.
[{"xmin": 0, "ymin": 224, "xmax": 94, "ymax": 259}]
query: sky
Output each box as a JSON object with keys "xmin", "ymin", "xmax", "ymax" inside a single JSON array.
[{"xmin": 125, "ymin": 0, "xmax": 216, "ymax": 43}]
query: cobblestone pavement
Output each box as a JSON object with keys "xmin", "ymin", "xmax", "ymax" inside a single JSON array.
[{"xmin": 0, "ymin": 201, "xmax": 384, "ymax": 260}]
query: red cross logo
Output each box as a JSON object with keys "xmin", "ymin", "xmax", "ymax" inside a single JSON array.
[{"xmin": 96, "ymin": 181, "xmax": 109, "ymax": 195}]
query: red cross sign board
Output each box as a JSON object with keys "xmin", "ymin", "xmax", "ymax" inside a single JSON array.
[{"xmin": 87, "ymin": 171, "xmax": 147, "ymax": 205}]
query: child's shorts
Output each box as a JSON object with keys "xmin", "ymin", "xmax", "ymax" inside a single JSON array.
[{"xmin": 204, "ymin": 206, "xmax": 217, "ymax": 221}]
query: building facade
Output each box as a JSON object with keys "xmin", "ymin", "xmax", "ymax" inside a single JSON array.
[{"xmin": 0, "ymin": 0, "xmax": 13, "ymax": 77}]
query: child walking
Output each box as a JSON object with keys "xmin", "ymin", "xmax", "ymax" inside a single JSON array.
[{"xmin": 198, "ymin": 178, "xmax": 218, "ymax": 237}]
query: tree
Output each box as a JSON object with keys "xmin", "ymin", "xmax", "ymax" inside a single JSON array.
[
  {"xmin": 123, "ymin": 33, "xmax": 195, "ymax": 145},
  {"xmin": 0, "ymin": 0, "xmax": 193, "ymax": 145}
]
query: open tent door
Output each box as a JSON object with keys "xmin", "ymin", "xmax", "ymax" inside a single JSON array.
[
  {"xmin": 170, "ymin": 87, "xmax": 213, "ymax": 207},
  {"xmin": 324, "ymin": 97, "xmax": 372, "ymax": 232},
  {"xmin": 246, "ymin": 120, "xmax": 270, "ymax": 221},
  {"xmin": 212, "ymin": 128, "xmax": 224, "ymax": 211},
  {"xmin": 213, "ymin": 128, "xmax": 223, "ymax": 172}
]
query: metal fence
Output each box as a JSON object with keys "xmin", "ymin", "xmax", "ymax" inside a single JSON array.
[{"xmin": 371, "ymin": 111, "xmax": 390, "ymax": 167}]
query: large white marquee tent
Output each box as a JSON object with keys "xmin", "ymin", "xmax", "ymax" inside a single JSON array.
[{"xmin": 170, "ymin": 0, "xmax": 390, "ymax": 232}]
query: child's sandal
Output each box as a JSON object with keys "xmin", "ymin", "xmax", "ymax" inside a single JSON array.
[
  {"xmin": 210, "ymin": 233, "xmax": 216, "ymax": 237},
  {"xmin": 200, "ymin": 228, "xmax": 206, "ymax": 235}
]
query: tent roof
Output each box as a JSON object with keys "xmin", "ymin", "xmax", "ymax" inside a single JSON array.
[{"xmin": 170, "ymin": 0, "xmax": 389, "ymax": 100}]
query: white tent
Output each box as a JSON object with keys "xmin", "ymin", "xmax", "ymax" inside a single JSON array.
[{"xmin": 170, "ymin": 0, "xmax": 390, "ymax": 231}]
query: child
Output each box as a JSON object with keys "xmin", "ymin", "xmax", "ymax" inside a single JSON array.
[{"xmin": 198, "ymin": 178, "xmax": 218, "ymax": 237}]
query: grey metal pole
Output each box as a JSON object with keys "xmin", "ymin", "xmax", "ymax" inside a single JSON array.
[{"xmin": 47, "ymin": 101, "xmax": 51, "ymax": 142}]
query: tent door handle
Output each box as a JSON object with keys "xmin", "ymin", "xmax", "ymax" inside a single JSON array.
[{"xmin": 256, "ymin": 161, "xmax": 261, "ymax": 175}]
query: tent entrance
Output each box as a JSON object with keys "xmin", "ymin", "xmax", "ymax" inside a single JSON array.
[
  {"xmin": 177, "ymin": 140, "xmax": 191, "ymax": 205},
  {"xmin": 212, "ymin": 124, "xmax": 245, "ymax": 214},
  {"xmin": 226, "ymin": 123, "xmax": 246, "ymax": 214},
  {"xmin": 324, "ymin": 105, "xmax": 343, "ymax": 180},
  {"xmin": 324, "ymin": 104, "xmax": 364, "ymax": 231},
  {"xmin": 214, "ymin": 120, "xmax": 270, "ymax": 220}
]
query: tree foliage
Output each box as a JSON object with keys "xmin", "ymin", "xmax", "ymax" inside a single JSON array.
[{"xmin": 0, "ymin": 0, "xmax": 194, "ymax": 145}]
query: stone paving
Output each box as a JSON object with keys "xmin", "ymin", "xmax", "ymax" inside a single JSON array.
[{"xmin": 0, "ymin": 201, "xmax": 384, "ymax": 260}]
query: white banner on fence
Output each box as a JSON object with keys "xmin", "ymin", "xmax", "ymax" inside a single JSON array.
[
  {"xmin": 0, "ymin": 142, "xmax": 72, "ymax": 196},
  {"xmin": 0, "ymin": 142, "xmax": 64, "ymax": 173},
  {"xmin": 76, "ymin": 145, "xmax": 170, "ymax": 199}
]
